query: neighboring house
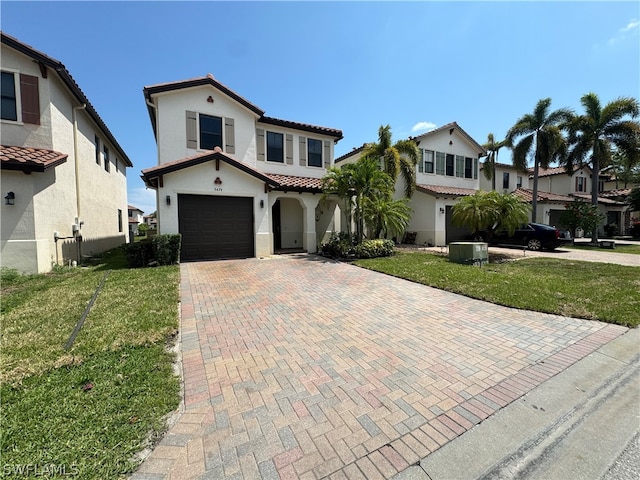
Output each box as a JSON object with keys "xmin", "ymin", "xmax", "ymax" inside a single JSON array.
[
  {"xmin": 141, "ymin": 74, "xmax": 343, "ymax": 260},
  {"xmin": 336, "ymin": 122, "xmax": 486, "ymax": 246},
  {"xmin": 479, "ymin": 162, "xmax": 529, "ymax": 192},
  {"xmin": 128, "ymin": 205, "xmax": 144, "ymax": 238},
  {"xmin": 1, "ymin": 32, "xmax": 131, "ymax": 273},
  {"xmin": 143, "ymin": 212, "xmax": 158, "ymax": 229}
]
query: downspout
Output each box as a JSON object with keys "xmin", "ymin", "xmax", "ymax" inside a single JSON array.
[
  {"xmin": 146, "ymin": 98, "xmax": 161, "ymax": 232},
  {"xmin": 72, "ymin": 103, "xmax": 86, "ymax": 264}
]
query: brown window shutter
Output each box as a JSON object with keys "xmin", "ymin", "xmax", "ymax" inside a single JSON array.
[
  {"xmin": 186, "ymin": 111, "xmax": 197, "ymax": 148},
  {"xmin": 256, "ymin": 128, "xmax": 265, "ymax": 161},
  {"xmin": 323, "ymin": 140, "xmax": 330, "ymax": 169},
  {"xmin": 224, "ymin": 118, "xmax": 235, "ymax": 154},
  {"xmin": 20, "ymin": 74, "xmax": 40, "ymax": 125},
  {"xmin": 299, "ymin": 136, "xmax": 307, "ymax": 166},
  {"xmin": 286, "ymin": 134, "xmax": 293, "ymax": 165}
]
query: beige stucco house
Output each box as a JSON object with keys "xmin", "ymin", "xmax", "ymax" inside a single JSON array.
[
  {"xmin": 336, "ymin": 122, "xmax": 486, "ymax": 246},
  {"xmin": 141, "ymin": 74, "xmax": 343, "ymax": 260},
  {"xmin": 1, "ymin": 32, "xmax": 132, "ymax": 273}
]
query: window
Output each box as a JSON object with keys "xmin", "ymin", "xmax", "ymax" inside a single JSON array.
[
  {"xmin": 445, "ymin": 154, "xmax": 455, "ymax": 176},
  {"xmin": 598, "ymin": 180, "xmax": 604, "ymax": 192},
  {"xmin": 104, "ymin": 146, "xmax": 110, "ymax": 172},
  {"xmin": 115, "ymin": 158, "xmax": 119, "ymax": 173},
  {"xmin": 503, "ymin": 172, "xmax": 510, "ymax": 189},
  {"xmin": 118, "ymin": 209, "xmax": 123, "ymax": 233},
  {"xmin": 308, "ymin": 138, "xmax": 322, "ymax": 167},
  {"xmin": 517, "ymin": 176, "xmax": 523, "ymax": 188},
  {"xmin": 464, "ymin": 157, "xmax": 473, "ymax": 179},
  {"xmin": 266, "ymin": 131, "xmax": 284, "ymax": 162},
  {"xmin": 424, "ymin": 150, "xmax": 434, "ymax": 173},
  {"xmin": 1, "ymin": 71, "xmax": 17, "ymax": 121},
  {"xmin": 95, "ymin": 136, "xmax": 101, "ymax": 165},
  {"xmin": 435, "ymin": 152, "xmax": 445, "ymax": 175},
  {"xmin": 575, "ymin": 176, "xmax": 586, "ymax": 192},
  {"xmin": 455, "ymin": 155, "xmax": 465, "ymax": 178},
  {"xmin": 199, "ymin": 114, "xmax": 223, "ymax": 150}
]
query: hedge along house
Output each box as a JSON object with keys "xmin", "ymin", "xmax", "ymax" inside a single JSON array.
[
  {"xmin": 335, "ymin": 122, "xmax": 485, "ymax": 246},
  {"xmin": 1, "ymin": 32, "xmax": 131, "ymax": 273},
  {"xmin": 141, "ymin": 75, "xmax": 343, "ymax": 261}
]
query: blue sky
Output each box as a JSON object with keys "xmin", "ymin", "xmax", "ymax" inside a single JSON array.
[{"xmin": 2, "ymin": 1, "xmax": 639, "ymax": 215}]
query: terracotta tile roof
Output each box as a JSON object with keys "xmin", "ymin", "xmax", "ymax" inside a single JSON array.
[
  {"xmin": 335, "ymin": 145, "xmax": 365, "ymax": 164},
  {"xmin": 512, "ymin": 188, "xmax": 574, "ymax": 203},
  {"xmin": 265, "ymin": 174, "xmax": 324, "ymax": 192},
  {"xmin": 141, "ymin": 148, "xmax": 277, "ymax": 189},
  {"xmin": 127, "ymin": 205, "xmax": 143, "ymax": 212},
  {"xmin": 0, "ymin": 145, "xmax": 68, "ymax": 172},
  {"xmin": 1, "ymin": 32, "xmax": 132, "ymax": 167},
  {"xmin": 573, "ymin": 193, "xmax": 625, "ymax": 205},
  {"xmin": 128, "ymin": 218, "xmax": 140, "ymax": 224},
  {"xmin": 480, "ymin": 161, "xmax": 527, "ymax": 171},
  {"xmin": 259, "ymin": 117, "xmax": 343, "ymax": 140},
  {"xmin": 600, "ymin": 188, "xmax": 632, "ymax": 197},
  {"xmin": 416, "ymin": 184, "xmax": 478, "ymax": 197},
  {"xmin": 531, "ymin": 166, "xmax": 569, "ymax": 178}
]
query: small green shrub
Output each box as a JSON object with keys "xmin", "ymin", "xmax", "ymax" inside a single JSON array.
[
  {"xmin": 152, "ymin": 234, "xmax": 181, "ymax": 265},
  {"xmin": 122, "ymin": 241, "xmax": 154, "ymax": 268},
  {"xmin": 1, "ymin": 267, "xmax": 21, "ymax": 284},
  {"xmin": 354, "ymin": 239, "xmax": 395, "ymax": 258},
  {"xmin": 321, "ymin": 232, "xmax": 355, "ymax": 258}
]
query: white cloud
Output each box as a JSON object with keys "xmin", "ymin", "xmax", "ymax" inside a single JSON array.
[
  {"xmin": 411, "ymin": 121, "xmax": 437, "ymax": 133},
  {"xmin": 608, "ymin": 18, "xmax": 639, "ymax": 45},
  {"xmin": 127, "ymin": 187, "xmax": 156, "ymax": 216}
]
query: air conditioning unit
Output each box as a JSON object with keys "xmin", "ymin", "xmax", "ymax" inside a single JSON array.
[{"xmin": 449, "ymin": 242, "xmax": 488, "ymax": 265}]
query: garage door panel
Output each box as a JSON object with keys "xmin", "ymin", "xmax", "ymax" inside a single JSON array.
[{"xmin": 178, "ymin": 194, "xmax": 254, "ymax": 261}]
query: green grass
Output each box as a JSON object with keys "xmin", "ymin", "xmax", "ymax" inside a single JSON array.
[
  {"xmin": 565, "ymin": 243, "xmax": 640, "ymax": 255},
  {"xmin": 355, "ymin": 251, "xmax": 640, "ymax": 327},
  {"xmin": 0, "ymin": 249, "xmax": 181, "ymax": 479}
]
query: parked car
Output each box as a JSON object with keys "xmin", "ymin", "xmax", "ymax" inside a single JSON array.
[{"xmin": 474, "ymin": 223, "xmax": 574, "ymax": 251}]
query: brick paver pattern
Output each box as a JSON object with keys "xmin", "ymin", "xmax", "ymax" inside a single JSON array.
[{"xmin": 132, "ymin": 255, "xmax": 627, "ymax": 480}]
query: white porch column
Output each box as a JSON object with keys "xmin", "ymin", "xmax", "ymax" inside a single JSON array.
[{"xmin": 300, "ymin": 195, "xmax": 321, "ymax": 254}]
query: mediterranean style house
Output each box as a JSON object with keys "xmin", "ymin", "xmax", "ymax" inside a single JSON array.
[
  {"xmin": 1, "ymin": 32, "xmax": 131, "ymax": 273},
  {"xmin": 141, "ymin": 74, "xmax": 343, "ymax": 260},
  {"xmin": 128, "ymin": 205, "xmax": 144, "ymax": 239},
  {"xmin": 336, "ymin": 122, "xmax": 486, "ymax": 246}
]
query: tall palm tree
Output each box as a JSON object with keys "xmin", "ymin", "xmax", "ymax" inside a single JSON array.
[
  {"xmin": 482, "ymin": 133, "xmax": 510, "ymax": 191},
  {"xmin": 507, "ymin": 98, "xmax": 573, "ymax": 223},
  {"xmin": 564, "ymin": 93, "xmax": 640, "ymax": 243},
  {"xmin": 361, "ymin": 125, "xmax": 419, "ymax": 198}
]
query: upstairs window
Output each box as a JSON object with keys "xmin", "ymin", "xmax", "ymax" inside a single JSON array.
[
  {"xmin": 95, "ymin": 136, "xmax": 101, "ymax": 165},
  {"xmin": 308, "ymin": 138, "xmax": 322, "ymax": 167},
  {"xmin": 199, "ymin": 114, "xmax": 223, "ymax": 150},
  {"xmin": 445, "ymin": 154, "xmax": 455, "ymax": 176},
  {"xmin": 424, "ymin": 150, "xmax": 434, "ymax": 173},
  {"xmin": 503, "ymin": 172, "xmax": 510, "ymax": 189},
  {"xmin": 455, "ymin": 155, "xmax": 465, "ymax": 178},
  {"xmin": 104, "ymin": 146, "xmax": 110, "ymax": 172},
  {"xmin": 576, "ymin": 176, "xmax": 586, "ymax": 192},
  {"xmin": 267, "ymin": 132, "xmax": 284, "ymax": 162},
  {"xmin": 517, "ymin": 176, "xmax": 523, "ymax": 188},
  {"xmin": 1, "ymin": 71, "xmax": 17, "ymax": 121},
  {"xmin": 464, "ymin": 157, "xmax": 473, "ymax": 179}
]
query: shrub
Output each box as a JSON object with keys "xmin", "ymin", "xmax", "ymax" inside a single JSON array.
[
  {"xmin": 122, "ymin": 240, "xmax": 154, "ymax": 268},
  {"xmin": 321, "ymin": 232, "xmax": 355, "ymax": 258},
  {"xmin": 153, "ymin": 234, "xmax": 181, "ymax": 265},
  {"xmin": 354, "ymin": 239, "xmax": 395, "ymax": 259}
]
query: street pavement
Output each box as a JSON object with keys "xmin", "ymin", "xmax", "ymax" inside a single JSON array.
[{"xmin": 130, "ymin": 253, "xmax": 636, "ymax": 480}]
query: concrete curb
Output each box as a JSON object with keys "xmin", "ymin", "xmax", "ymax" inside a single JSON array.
[{"xmin": 394, "ymin": 328, "xmax": 640, "ymax": 480}]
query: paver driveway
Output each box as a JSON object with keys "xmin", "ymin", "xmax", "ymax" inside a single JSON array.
[{"xmin": 132, "ymin": 255, "xmax": 627, "ymax": 480}]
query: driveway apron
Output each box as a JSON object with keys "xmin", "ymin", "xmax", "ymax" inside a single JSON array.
[{"xmin": 132, "ymin": 255, "xmax": 627, "ymax": 480}]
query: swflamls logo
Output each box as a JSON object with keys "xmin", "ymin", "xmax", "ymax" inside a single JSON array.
[{"xmin": 1, "ymin": 463, "xmax": 79, "ymax": 476}]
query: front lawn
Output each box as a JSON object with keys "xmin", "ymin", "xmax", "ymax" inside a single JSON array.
[
  {"xmin": 355, "ymin": 251, "xmax": 640, "ymax": 327},
  {"xmin": 0, "ymin": 249, "xmax": 181, "ymax": 479},
  {"xmin": 565, "ymin": 243, "xmax": 640, "ymax": 255}
]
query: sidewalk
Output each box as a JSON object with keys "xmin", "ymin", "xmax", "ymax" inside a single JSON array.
[{"xmin": 394, "ymin": 328, "xmax": 640, "ymax": 480}]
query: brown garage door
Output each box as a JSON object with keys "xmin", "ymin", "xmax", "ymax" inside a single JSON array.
[{"xmin": 178, "ymin": 194, "xmax": 254, "ymax": 261}]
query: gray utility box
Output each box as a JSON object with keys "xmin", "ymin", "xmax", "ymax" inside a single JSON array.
[{"xmin": 449, "ymin": 242, "xmax": 488, "ymax": 265}]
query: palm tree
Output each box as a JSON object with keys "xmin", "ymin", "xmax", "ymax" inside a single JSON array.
[
  {"xmin": 363, "ymin": 196, "xmax": 412, "ymax": 240},
  {"xmin": 322, "ymin": 165, "xmax": 356, "ymax": 241},
  {"xmin": 451, "ymin": 191, "xmax": 494, "ymax": 237},
  {"xmin": 564, "ymin": 93, "xmax": 640, "ymax": 243},
  {"xmin": 361, "ymin": 125, "xmax": 419, "ymax": 198},
  {"xmin": 507, "ymin": 98, "xmax": 573, "ymax": 223},
  {"xmin": 482, "ymin": 133, "xmax": 510, "ymax": 191}
]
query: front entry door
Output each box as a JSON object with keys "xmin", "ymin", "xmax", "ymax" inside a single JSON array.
[{"xmin": 272, "ymin": 200, "xmax": 281, "ymax": 250}]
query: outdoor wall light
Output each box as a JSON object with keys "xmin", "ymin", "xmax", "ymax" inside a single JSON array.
[
  {"xmin": 439, "ymin": 207, "xmax": 445, "ymax": 214},
  {"xmin": 5, "ymin": 191, "xmax": 15, "ymax": 205},
  {"xmin": 260, "ymin": 199, "xmax": 264, "ymax": 208},
  {"xmin": 165, "ymin": 195, "xmax": 171, "ymax": 206}
]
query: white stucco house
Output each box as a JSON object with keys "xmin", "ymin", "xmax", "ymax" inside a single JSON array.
[
  {"xmin": 1, "ymin": 32, "xmax": 132, "ymax": 273},
  {"xmin": 141, "ymin": 74, "xmax": 343, "ymax": 261},
  {"xmin": 128, "ymin": 205, "xmax": 144, "ymax": 238},
  {"xmin": 336, "ymin": 122, "xmax": 486, "ymax": 246}
]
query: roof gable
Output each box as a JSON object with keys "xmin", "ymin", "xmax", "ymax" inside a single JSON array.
[{"xmin": 413, "ymin": 122, "xmax": 486, "ymax": 157}]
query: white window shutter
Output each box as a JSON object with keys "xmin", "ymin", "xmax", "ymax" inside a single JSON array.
[
  {"xmin": 323, "ymin": 140, "xmax": 331, "ymax": 169},
  {"xmin": 286, "ymin": 134, "xmax": 293, "ymax": 165},
  {"xmin": 256, "ymin": 128, "xmax": 265, "ymax": 161},
  {"xmin": 186, "ymin": 111, "xmax": 197, "ymax": 149},
  {"xmin": 225, "ymin": 118, "xmax": 235, "ymax": 154},
  {"xmin": 299, "ymin": 136, "xmax": 307, "ymax": 166}
]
